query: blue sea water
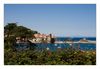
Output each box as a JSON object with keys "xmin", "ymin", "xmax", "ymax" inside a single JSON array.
[
  {"xmin": 55, "ymin": 37, "xmax": 96, "ymax": 41},
  {"xmin": 36, "ymin": 37, "xmax": 96, "ymax": 51},
  {"xmin": 15, "ymin": 37, "xmax": 96, "ymax": 51}
]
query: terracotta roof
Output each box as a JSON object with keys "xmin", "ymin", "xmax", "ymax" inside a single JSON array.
[
  {"xmin": 34, "ymin": 34, "xmax": 47, "ymax": 38},
  {"xmin": 33, "ymin": 34, "xmax": 55, "ymax": 38}
]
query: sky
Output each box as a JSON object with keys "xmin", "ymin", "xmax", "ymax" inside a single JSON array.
[{"xmin": 4, "ymin": 4, "xmax": 96, "ymax": 37}]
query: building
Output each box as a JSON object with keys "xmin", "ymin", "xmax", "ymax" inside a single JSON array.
[{"xmin": 32, "ymin": 33, "xmax": 55, "ymax": 43}]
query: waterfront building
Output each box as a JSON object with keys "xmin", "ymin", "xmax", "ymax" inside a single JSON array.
[{"xmin": 32, "ymin": 33, "xmax": 55, "ymax": 43}]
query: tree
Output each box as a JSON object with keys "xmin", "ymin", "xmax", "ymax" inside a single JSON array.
[
  {"xmin": 4, "ymin": 23, "xmax": 17, "ymax": 37},
  {"xmin": 4, "ymin": 23, "xmax": 38, "ymax": 38}
]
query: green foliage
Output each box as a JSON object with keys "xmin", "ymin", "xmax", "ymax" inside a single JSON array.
[
  {"xmin": 4, "ymin": 36, "xmax": 16, "ymax": 50},
  {"xmin": 4, "ymin": 23, "xmax": 39, "ymax": 64},
  {"xmin": 4, "ymin": 48, "xmax": 96, "ymax": 65},
  {"xmin": 4, "ymin": 23, "xmax": 38, "ymax": 38}
]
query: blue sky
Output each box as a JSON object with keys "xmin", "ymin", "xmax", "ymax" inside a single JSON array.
[{"xmin": 4, "ymin": 4, "xmax": 96, "ymax": 37}]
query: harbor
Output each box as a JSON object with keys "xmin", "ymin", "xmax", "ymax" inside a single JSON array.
[{"xmin": 15, "ymin": 35, "xmax": 96, "ymax": 51}]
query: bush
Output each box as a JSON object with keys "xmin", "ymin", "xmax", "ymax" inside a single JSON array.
[{"xmin": 4, "ymin": 48, "xmax": 96, "ymax": 65}]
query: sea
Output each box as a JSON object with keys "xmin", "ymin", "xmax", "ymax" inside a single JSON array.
[
  {"xmin": 15, "ymin": 37, "xmax": 96, "ymax": 51},
  {"xmin": 36, "ymin": 37, "xmax": 96, "ymax": 51}
]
